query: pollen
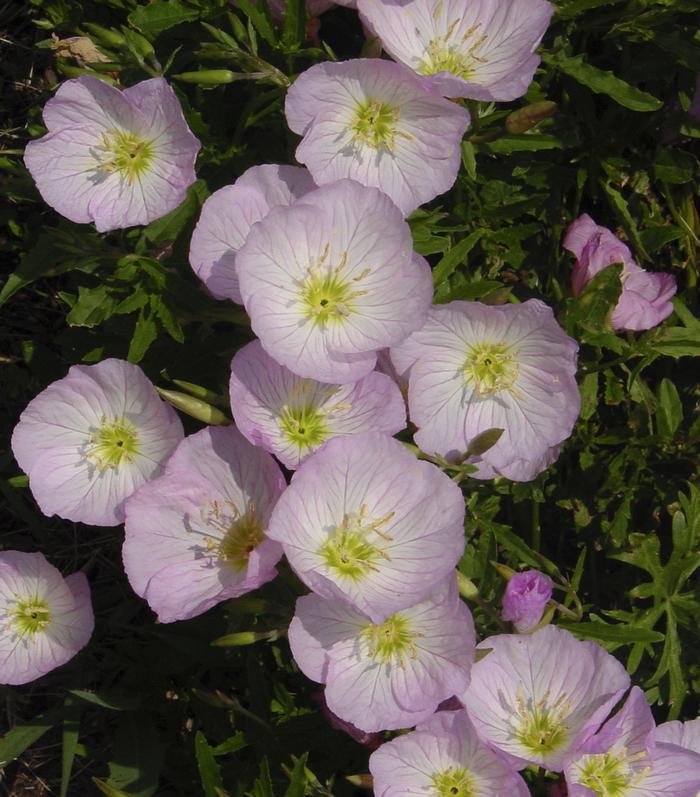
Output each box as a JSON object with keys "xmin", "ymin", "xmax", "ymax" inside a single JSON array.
[
  {"xmin": 350, "ymin": 98, "xmax": 402, "ymax": 150},
  {"xmin": 363, "ymin": 612, "xmax": 418, "ymax": 664},
  {"xmin": 319, "ymin": 504, "xmax": 394, "ymax": 580},
  {"xmin": 93, "ymin": 129, "xmax": 155, "ymax": 184},
  {"xmin": 463, "ymin": 342, "xmax": 520, "ymax": 396},
  {"xmin": 431, "ymin": 768, "xmax": 476, "ymax": 797},
  {"xmin": 11, "ymin": 597, "xmax": 52, "ymax": 637}
]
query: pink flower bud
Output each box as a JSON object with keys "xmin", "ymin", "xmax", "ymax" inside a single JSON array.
[{"xmin": 501, "ymin": 569, "xmax": 552, "ymax": 632}]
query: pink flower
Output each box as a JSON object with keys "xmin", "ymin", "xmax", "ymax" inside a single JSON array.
[
  {"xmin": 229, "ymin": 340, "xmax": 406, "ymax": 469},
  {"xmin": 189, "ymin": 165, "xmax": 316, "ymax": 304},
  {"xmin": 502, "ymin": 569, "xmax": 553, "ymax": 632},
  {"xmin": 288, "ymin": 576, "xmax": 475, "ymax": 732},
  {"xmin": 565, "ymin": 687, "xmax": 700, "ymax": 797},
  {"xmin": 655, "ymin": 717, "xmax": 700, "ymax": 755},
  {"xmin": 267, "ymin": 433, "xmax": 465, "ymax": 623},
  {"xmin": 0, "ymin": 551, "xmax": 93, "ymax": 685},
  {"xmin": 123, "ymin": 426, "xmax": 286, "ymax": 623},
  {"xmin": 392, "ymin": 299, "xmax": 580, "ymax": 482},
  {"xmin": 12, "ymin": 359, "xmax": 183, "ymax": 527},
  {"xmin": 236, "ymin": 179, "xmax": 433, "ymax": 383},
  {"xmin": 358, "ymin": 0, "xmax": 553, "ymax": 101},
  {"xmin": 370, "ymin": 709, "xmax": 530, "ymax": 797},
  {"xmin": 563, "ymin": 214, "xmax": 677, "ymax": 332},
  {"xmin": 25, "ymin": 76, "xmax": 200, "ymax": 231},
  {"xmin": 285, "ymin": 59, "xmax": 470, "ymax": 215},
  {"xmin": 458, "ymin": 626, "xmax": 631, "ymax": 772}
]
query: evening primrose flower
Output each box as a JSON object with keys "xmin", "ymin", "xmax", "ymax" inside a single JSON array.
[
  {"xmin": 358, "ymin": 0, "xmax": 553, "ymax": 101},
  {"xmin": 122, "ymin": 426, "xmax": 286, "ymax": 623},
  {"xmin": 236, "ymin": 179, "xmax": 433, "ymax": 383},
  {"xmin": 459, "ymin": 626, "xmax": 630, "ymax": 772},
  {"xmin": 285, "ymin": 59, "xmax": 470, "ymax": 215},
  {"xmin": 24, "ymin": 76, "xmax": 200, "ymax": 231},
  {"xmin": 370, "ymin": 710, "xmax": 530, "ymax": 797},
  {"xmin": 288, "ymin": 577, "xmax": 475, "ymax": 732},
  {"xmin": 565, "ymin": 687, "xmax": 700, "ymax": 797},
  {"xmin": 564, "ymin": 213, "xmax": 677, "ymax": 332},
  {"xmin": 655, "ymin": 717, "xmax": 700, "ymax": 755},
  {"xmin": 11, "ymin": 359, "xmax": 183, "ymax": 527},
  {"xmin": 502, "ymin": 569, "xmax": 553, "ymax": 632},
  {"xmin": 229, "ymin": 340, "xmax": 406, "ymax": 469},
  {"xmin": 266, "ymin": 433, "xmax": 465, "ymax": 622},
  {"xmin": 391, "ymin": 299, "xmax": 580, "ymax": 482},
  {"xmin": 189, "ymin": 164, "xmax": 316, "ymax": 304},
  {"xmin": 0, "ymin": 551, "xmax": 94, "ymax": 685}
]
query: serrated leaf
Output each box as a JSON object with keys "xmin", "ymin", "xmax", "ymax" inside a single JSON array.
[
  {"xmin": 647, "ymin": 327, "xmax": 700, "ymax": 358},
  {"xmin": 247, "ymin": 757, "xmax": 274, "ymax": 797},
  {"xmin": 579, "ymin": 372, "xmax": 599, "ymax": 421},
  {"xmin": 128, "ymin": 1, "xmax": 200, "ymax": 39},
  {"xmin": 656, "ymin": 378, "xmax": 683, "ymax": 438},
  {"xmin": 283, "ymin": 754, "xmax": 308, "ymax": 797},
  {"xmin": 195, "ymin": 731, "xmax": 225, "ymax": 797},
  {"xmin": 543, "ymin": 52, "xmax": 663, "ymax": 112},
  {"xmin": 654, "ymin": 148, "xmax": 696, "ymax": 184},
  {"xmin": 128, "ymin": 308, "xmax": 158, "ymax": 363},
  {"xmin": 66, "ymin": 285, "xmax": 118, "ymax": 327},
  {"xmin": 152, "ymin": 296, "xmax": 184, "ymax": 343},
  {"xmin": 281, "ymin": 0, "xmax": 305, "ymax": 49},
  {"xmin": 432, "ymin": 231, "xmax": 483, "ymax": 287},
  {"xmin": 235, "ymin": 0, "xmax": 277, "ymax": 46}
]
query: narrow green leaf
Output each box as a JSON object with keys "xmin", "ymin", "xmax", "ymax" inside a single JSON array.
[
  {"xmin": 0, "ymin": 708, "xmax": 62, "ymax": 767},
  {"xmin": 143, "ymin": 180, "xmax": 209, "ymax": 244},
  {"xmin": 248, "ymin": 757, "xmax": 274, "ymax": 797},
  {"xmin": 654, "ymin": 148, "xmax": 697, "ymax": 185},
  {"xmin": 128, "ymin": 307, "xmax": 158, "ymax": 363},
  {"xmin": 108, "ymin": 713, "xmax": 165, "ymax": 797},
  {"xmin": 60, "ymin": 701, "xmax": 82, "ymax": 797},
  {"xmin": 648, "ymin": 327, "xmax": 700, "ymax": 358},
  {"xmin": 283, "ymin": 753, "xmax": 308, "ymax": 797},
  {"xmin": 558, "ymin": 621, "xmax": 665, "ymax": 643},
  {"xmin": 282, "ymin": 0, "xmax": 305, "ymax": 50},
  {"xmin": 432, "ymin": 231, "xmax": 483, "ymax": 287},
  {"xmin": 579, "ymin": 372, "xmax": 599, "ymax": 421},
  {"xmin": 602, "ymin": 183, "xmax": 649, "ymax": 261},
  {"xmin": 211, "ymin": 733, "xmax": 247, "ymax": 756},
  {"xmin": 656, "ymin": 378, "xmax": 683, "ymax": 439},
  {"xmin": 484, "ymin": 133, "xmax": 563, "ymax": 154},
  {"xmin": 195, "ymin": 731, "xmax": 225, "ymax": 797},
  {"xmin": 93, "ymin": 778, "xmax": 134, "ymax": 797},
  {"xmin": 235, "ymin": 0, "xmax": 277, "ymax": 47},
  {"xmin": 555, "ymin": 0, "xmax": 625, "ymax": 19},
  {"xmin": 543, "ymin": 52, "xmax": 662, "ymax": 112},
  {"xmin": 68, "ymin": 689, "xmax": 142, "ymax": 711}
]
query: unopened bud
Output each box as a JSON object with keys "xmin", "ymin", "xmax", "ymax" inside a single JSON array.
[
  {"xmin": 456, "ymin": 571, "xmax": 479, "ymax": 601},
  {"xmin": 465, "ymin": 427, "xmax": 504, "ymax": 457},
  {"xmin": 174, "ymin": 69, "xmax": 240, "ymax": 84},
  {"xmin": 211, "ymin": 630, "xmax": 279, "ymax": 647},
  {"xmin": 155, "ymin": 387, "xmax": 231, "ymax": 426},
  {"xmin": 505, "ymin": 101, "xmax": 557, "ymax": 134},
  {"xmin": 83, "ymin": 23, "xmax": 127, "ymax": 48},
  {"xmin": 172, "ymin": 379, "xmax": 229, "ymax": 408}
]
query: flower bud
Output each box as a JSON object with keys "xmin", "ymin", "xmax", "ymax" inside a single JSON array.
[
  {"xmin": 155, "ymin": 387, "xmax": 231, "ymax": 426},
  {"xmin": 501, "ymin": 569, "xmax": 552, "ymax": 632},
  {"xmin": 505, "ymin": 101, "xmax": 557, "ymax": 134},
  {"xmin": 174, "ymin": 70, "xmax": 240, "ymax": 84}
]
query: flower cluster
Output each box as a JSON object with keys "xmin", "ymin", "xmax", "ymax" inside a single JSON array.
[{"xmin": 7, "ymin": 0, "xmax": 689, "ymax": 793}]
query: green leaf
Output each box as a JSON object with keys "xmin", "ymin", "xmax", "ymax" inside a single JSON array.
[
  {"xmin": 493, "ymin": 526, "xmax": 558, "ymax": 576},
  {"xmin": 195, "ymin": 731, "xmax": 225, "ymax": 797},
  {"xmin": 432, "ymin": 231, "xmax": 483, "ymax": 287},
  {"xmin": 235, "ymin": 0, "xmax": 277, "ymax": 47},
  {"xmin": 128, "ymin": 307, "xmax": 158, "ymax": 363},
  {"xmin": 602, "ymin": 183, "xmax": 649, "ymax": 261},
  {"xmin": 555, "ymin": 0, "xmax": 626, "ymax": 19},
  {"xmin": 248, "ymin": 757, "xmax": 274, "ymax": 797},
  {"xmin": 579, "ymin": 372, "xmax": 599, "ymax": 421},
  {"xmin": 543, "ymin": 51, "xmax": 663, "ymax": 112},
  {"xmin": 647, "ymin": 326, "xmax": 700, "ymax": 358},
  {"xmin": 66, "ymin": 285, "xmax": 118, "ymax": 327},
  {"xmin": 143, "ymin": 180, "xmax": 209, "ymax": 244},
  {"xmin": 93, "ymin": 778, "xmax": 135, "ymax": 797},
  {"xmin": 210, "ymin": 733, "xmax": 247, "ymax": 756},
  {"xmin": 0, "ymin": 234, "xmax": 60, "ymax": 308},
  {"xmin": 568, "ymin": 263, "xmax": 623, "ymax": 335},
  {"xmin": 283, "ymin": 753, "xmax": 308, "ymax": 797},
  {"xmin": 68, "ymin": 689, "xmax": 142, "ymax": 711},
  {"xmin": 60, "ymin": 701, "xmax": 82, "ymax": 797},
  {"xmin": 128, "ymin": 1, "xmax": 201, "ymax": 39},
  {"xmin": 654, "ymin": 148, "xmax": 697, "ymax": 184},
  {"xmin": 656, "ymin": 378, "xmax": 683, "ymax": 439},
  {"xmin": 108, "ymin": 713, "xmax": 165, "ymax": 797},
  {"xmin": 0, "ymin": 708, "xmax": 62, "ymax": 767},
  {"xmin": 483, "ymin": 133, "xmax": 564, "ymax": 154},
  {"xmin": 558, "ymin": 620, "xmax": 665, "ymax": 644},
  {"xmin": 281, "ymin": 0, "xmax": 305, "ymax": 50}
]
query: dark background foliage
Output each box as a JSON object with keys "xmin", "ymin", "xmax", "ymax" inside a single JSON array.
[{"xmin": 1, "ymin": 0, "xmax": 699, "ymax": 793}]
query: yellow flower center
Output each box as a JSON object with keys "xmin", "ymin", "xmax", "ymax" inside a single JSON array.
[
  {"xmin": 12, "ymin": 598, "xmax": 52, "ymax": 637},
  {"xmin": 86, "ymin": 417, "xmax": 140, "ymax": 471},
  {"xmin": 513, "ymin": 690, "xmax": 571, "ymax": 757},
  {"xmin": 463, "ymin": 343, "xmax": 519, "ymax": 396},
  {"xmin": 94, "ymin": 130, "xmax": 155, "ymax": 183},
  {"xmin": 201, "ymin": 501, "xmax": 265, "ymax": 572},
  {"xmin": 363, "ymin": 613, "xmax": 418, "ymax": 663},
  {"xmin": 419, "ymin": 21, "xmax": 488, "ymax": 80},
  {"xmin": 350, "ymin": 99, "xmax": 401, "ymax": 150},
  {"xmin": 576, "ymin": 749, "xmax": 649, "ymax": 797},
  {"xmin": 299, "ymin": 246, "xmax": 368, "ymax": 326},
  {"xmin": 279, "ymin": 402, "xmax": 329, "ymax": 451},
  {"xmin": 319, "ymin": 505, "xmax": 394, "ymax": 581},
  {"xmin": 431, "ymin": 768, "xmax": 476, "ymax": 797}
]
